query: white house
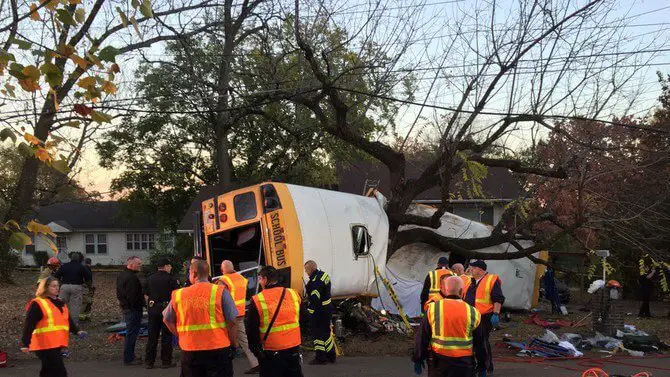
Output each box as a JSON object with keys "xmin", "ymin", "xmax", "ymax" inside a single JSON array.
[{"xmin": 22, "ymin": 201, "xmax": 172, "ymax": 266}]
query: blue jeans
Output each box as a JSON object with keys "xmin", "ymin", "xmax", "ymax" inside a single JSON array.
[{"xmin": 123, "ymin": 309, "xmax": 143, "ymax": 364}]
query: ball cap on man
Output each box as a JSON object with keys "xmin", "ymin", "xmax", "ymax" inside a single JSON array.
[
  {"xmin": 437, "ymin": 256, "xmax": 449, "ymax": 266},
  {"xmin": 469, "ymin": 260, "xmax": 487, "ymax": 271}
]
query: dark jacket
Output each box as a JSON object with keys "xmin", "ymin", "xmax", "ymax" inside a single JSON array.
[
  {"xmin": 306, "ymin": 269, "xmax": 332, "ymax": 316},
  {"xmin": 22, "ymin": 297, "xmax": 79, "ymax": 348},
  {"xmin": 117, "ymin": 267, "xmax": 145, "ymax": 311},
  {"xmin": 54, "ymin": 261, "xmax": 92, "ymax": 285},
  {"xmin": 145, "ymin": 270, "xmax": 180, "ymax": 315}
]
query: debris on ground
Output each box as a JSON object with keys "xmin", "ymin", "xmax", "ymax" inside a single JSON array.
[
  {"xmin": 336, "ymin": 299, "xmax": 412, "ymax": 336},
  {"xmin": 524, "ymin": 313, "xmax": 586, "ymax": 329}
]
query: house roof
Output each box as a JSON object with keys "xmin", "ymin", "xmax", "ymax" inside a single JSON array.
[
  {"xmin": 336, "ymin": 160, "xmax": 521, "ymax": 201},
  {"xmin": 36, "ymin": 201, "xmax": 158, "ymax": 231}
]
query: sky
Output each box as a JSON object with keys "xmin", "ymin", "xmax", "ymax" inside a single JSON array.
[{"xmin": 3, "ymin": 0, "xmax": 670, "ymax": 196}]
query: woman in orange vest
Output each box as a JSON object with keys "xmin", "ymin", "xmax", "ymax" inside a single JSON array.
[
  {"xmin": 247, "ymin": 266, "xmax": 303, "ymax": 377},
  {"xmin": 21, "ymin": 276, "xmax": 87, "ymax": 377}
]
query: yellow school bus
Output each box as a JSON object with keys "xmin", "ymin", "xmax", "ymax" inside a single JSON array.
[{"xmin": 196, "ymin": 182, "xmax": 389, "ymax": 297}]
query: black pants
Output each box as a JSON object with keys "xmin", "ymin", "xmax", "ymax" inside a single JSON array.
[
  {"xmin": 429, "ymin": 354, "xmax": 474, "ymax": 377},
  {"xmin": 310, "ymin": 312, "xmax": 336, "ymax": 362},
  {"xmin": 639, "ymin": 294, "xmax": 652, "ymax": 318},
  {"xmin": 473, "ymin": 313, "xmax": 493, "ymax": 373},
  {"xmin": 180, "ymin": 348, "xmax": 233, "ymax": 377},
  {"xmin": 145, "ymin": 311, "xmax": 173, "ymax": 366},
  {"xmin": 35, "ymin": 348, "xmax": 67, "ymax": 377},
  {"xmin": 259, "ymin": 348, "xmax": 303, "ymax": 377}
]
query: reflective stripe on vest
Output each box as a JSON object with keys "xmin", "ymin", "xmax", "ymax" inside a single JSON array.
[
  {"xmin": 221, "ymin": 273, "xmax": 248, "ymax": 316},
  {"xmin": 173, "ymin": 283, "xmax": 230, "ymax": 351},
  {"xmin": 429, "ymin": 269, "xmax": 453, "ymax": 294},
  {"xmin": 427, "ymin": 299, "xmax": 480, "ymax": 357},
  {"xmin": 29, "ymin": 298, "xmax": 69, "ymax": 351},
  {"xmin": 474, "ymin": 274, "xmax": 499, "ymax": 314},
  {"xmin": 253, "ymin": 287, "xmax": 301, "ymax": 351}
]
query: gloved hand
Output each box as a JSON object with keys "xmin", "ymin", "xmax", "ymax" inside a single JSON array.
[
  {"xmin": 77, "ymin": 331, "xmax": 88, "ymax": 339},
  {"xmin": 413, "ymin": 360, "xmax": 425, "ymax": 375},
  {"xmin": 490, "ymin": 313, "xmax": 500, "ymax": 328}
]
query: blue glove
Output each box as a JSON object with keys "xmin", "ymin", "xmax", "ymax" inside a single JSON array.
[
  {"xmin": 490, "ymin": 313, "xmax": 500, "ymax": 328},
  {"xmin": 78, "ymin": 331, "xmax": 88, "ymax": 339},
  {"xmin": 413, "ymin": 361, "xmax": 425, "ymax": 375}
]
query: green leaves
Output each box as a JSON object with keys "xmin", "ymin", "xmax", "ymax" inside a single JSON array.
[
  {"xmin": 116, "ymin": 7, "xmax": 129, "ymax": 27},
  {"xmin": 75, "ymin": 8, "xmax": 86, "ymax": 24},
  {"xmin": 56, "ymin": 9, "xmax": 77, "ymax": 26},
  {"xmin": 91, "ymin": 110, "xmax": 113, "ymax": 123},
  {"xmin": 10, "ymin": 38, "xmax": 31, "ymax": 50},
  {"xmin": 140, "ymin": 0, "xmax": 154, "ymax": 18},
  {"xmin": 8, "ymin": 232, "xmax": 32, "ymax": 250},
  {"xmin": 40, "ymin": 62, "xmax": 63, "ymax": 87},
  {"xmin": 99, "ymin": 46, "xmax": 120, "ymax": 62},
  {"xmin": 52, "ymin": 158, "xmax": 70, "ymax": 174},
  {"xmin": 0, "ymin": 128, "xmax": 17, "ymax": 143}
]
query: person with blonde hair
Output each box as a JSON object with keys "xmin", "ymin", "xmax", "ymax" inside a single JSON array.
[{"xmin": 21, "ymin": 276, "xmax": 87, "ymax": 377}]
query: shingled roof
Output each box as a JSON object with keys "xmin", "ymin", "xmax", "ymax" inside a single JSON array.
[
  {"xmin": 36, "ymin": 201, "xmax": 158, "ymax": 231},
  {"xmin": 336, "ymin": 160, "xmax": 521, "ymax": 200}
]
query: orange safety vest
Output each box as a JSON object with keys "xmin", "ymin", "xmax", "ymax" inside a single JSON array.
[
  {"xmin": 428, "ymin": 268, "xmax": 454, "ymax": 295},
  {"xmin": 171, "ymin": 282, "xmax": 230, "ymax": 351},
  {"xmin": 252, "ymin": 286, "xmax": 301, "ymax": 351},
  {"xmin": 28, "ymin": 298, "xmax": 70, "ymax": 351},
  {"xmin": 463, "ymin": 274, "xmax": 500, "ymax": 314},
  {"xmin": 459, "ymin": 274, "xmax": 472, "ymax": 287},
  {"xmin": 426, "ymin": 298, "xmax": 481, "ymax": 358},
  {"xmin": 423, "ymin": 292, "xmax": 445, "ymax": 313},
  {"xmin": 219, "ymin": 272, "xmax": 248, "ymax": 317}
]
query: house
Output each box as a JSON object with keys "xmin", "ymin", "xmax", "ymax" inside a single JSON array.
[
  {"xmin": 335, "ymin": 160, "xmax": 522, "ymax": 226},
  {"xmin": 22, "ymin": 201, "xmax": 171, "ymax": 266}
]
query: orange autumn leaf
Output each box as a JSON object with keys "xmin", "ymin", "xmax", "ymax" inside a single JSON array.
[
  {"xmin": 101, "ymin": 80, "xmax": 117, "ymax": 94},
  {"xmin": 24, "ymin": 133, "xmax": 42, "ymax": 146},
  {"xmin": 70, "ymin": 54, "xmax": 89, "ymax": 69},
  {"xmin": 40, "ymin": 0, "xmax": 58, "ymax": 11},
  {"xmin": 29, "ymin": 4, "xmax": 41, "ymax": 20},
  {"xmin": 18, "ymin": 78, "xmax": 40, "ymax": 92},
  {"xmin": 35, "ymin": 147, "xmax": 51, "ymax": 162}
]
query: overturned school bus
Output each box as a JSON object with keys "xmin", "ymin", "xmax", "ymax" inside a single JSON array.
[{"xmin": 193, "ymin": 183, "xmax": 389, "ymax": 298}]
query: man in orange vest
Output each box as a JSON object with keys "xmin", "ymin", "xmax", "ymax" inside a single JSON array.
[
  {"xmin": 246, "ymin": 266, "xmax": 303, "ymax": 377},
  {"xmin": 163, "ymin": 259, "xmax": 239, "ymax": 377},
  {"xmin": 218, "ymin": 260, "xmax": 259, "ymax": 374},
  {"xmin": 421, "ymin": 257, "xmax": 454, "ymax": 312},
  {"xmin": 463, "ymin": 260, "xmax": 504, "ymax": 377},
  {"xmin": 451, "ymin": 263, "xmax": 472, "ymax": 286},
  {"xmin": 413, "ymin": 275, "xmax": 481, "ymax": 377}
]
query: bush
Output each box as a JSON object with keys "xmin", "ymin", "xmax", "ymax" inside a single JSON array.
[
  {"xmin": 0, "ymin": 235, "xmax": 21, "ymax": 283},
  {"xmin": 33, "ymin": 250, "xmax": 49, "ymax": 267},
  {"xmin": 142, "ymin": 234, "xmax": 194, "ymax": 278}
]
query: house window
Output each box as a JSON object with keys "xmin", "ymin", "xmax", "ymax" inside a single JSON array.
[
  {"xmin": 85, "ymin": 234, "xmax": 107, "ymax": 254},
  {"xmin": 126, "ymin": 233, "xmax": 156, "ymax": 251},
  {"xmin": 56, "ymin": 235, "xmax": 67, "ymax": 252},
  {"xmin": 351, "ymin": 225, "xmax": 371, "ymax": 258}
]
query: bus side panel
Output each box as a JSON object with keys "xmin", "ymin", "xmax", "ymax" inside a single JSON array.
[{"xmin": 268, "ymin": 184, "xmax": 305, "ymax": 296}]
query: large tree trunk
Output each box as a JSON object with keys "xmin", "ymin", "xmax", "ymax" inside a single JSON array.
[{"xmin": 215, "ymin": 130, "xmax": 234, "ymax": 188}]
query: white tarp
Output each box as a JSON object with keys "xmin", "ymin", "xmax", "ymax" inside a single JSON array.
[{"xmin": 373, "ymin": 206, "xmax": 538, "ymax": 317}]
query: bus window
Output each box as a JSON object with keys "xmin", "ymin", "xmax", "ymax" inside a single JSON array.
[
  {"xmin": 351, "ymin": 225, "xmax": 371, "ymax": 259},
  {"xmin": 234, "ymin": 192, "xmax": 257, "ymax": 222}
]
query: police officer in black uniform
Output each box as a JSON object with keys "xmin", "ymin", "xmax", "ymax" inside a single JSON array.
[
  {"xmin": 144, "ymin": 258, "xmax": 179, "ymax": 369},
  {"xmin": 304, "ymin": 260, "xmax": 336, "ymax": 365}
]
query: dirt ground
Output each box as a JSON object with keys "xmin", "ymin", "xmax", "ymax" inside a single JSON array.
[{"xmin": 1, "ymin": 271, "xmax": 669, "ymax": 367}]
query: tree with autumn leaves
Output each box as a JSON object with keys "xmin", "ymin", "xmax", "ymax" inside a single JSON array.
[{"xmin": 0, "ymin": 0, "xmax": 224, "ymax": 281}]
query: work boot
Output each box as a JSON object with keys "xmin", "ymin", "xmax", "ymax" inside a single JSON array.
[
  {"xmin": 145, "ymin": 364, "xmax": 154, "ymax": 369},
  {"xmin": 160, "ymin": 363, "xmax": 177, "ymax": 369},
  {"xmin": 124, "ymin": 359, "xmax": 143, "ymax": 366},
  {"xmin": 244, "ymin": 365, "xmax": 260, "ymax": 374},
  {"xmin": 308, "ymin": 358, "xmax": 328, "ymax": 366}
]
